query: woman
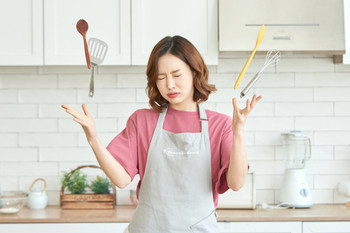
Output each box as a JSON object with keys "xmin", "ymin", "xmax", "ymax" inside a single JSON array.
[{"xmin": 62, "ymin": 36, "xmax": 261, "ymax": 233}]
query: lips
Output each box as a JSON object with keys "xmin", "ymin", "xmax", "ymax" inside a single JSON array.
[{"xmin": 167, "ymin": 92, "xmax": 180, "ymax": 98}]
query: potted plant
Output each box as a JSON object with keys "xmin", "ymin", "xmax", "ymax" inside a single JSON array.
[
  {"xmin": 60, "ymin": 165, "xmax": 116, "ymax": 209},
  {"xmin": 61, "ymin": 170, "xmax": 88, "ymax": 194},
  {"xmin": 90, "ymin": 175, "xmax": 112, "ymax": 194}
]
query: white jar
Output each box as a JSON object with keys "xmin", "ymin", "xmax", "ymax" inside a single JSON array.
[{"xmin": 27, "ymin": 178, "xmax": 48, "ymax": 209}]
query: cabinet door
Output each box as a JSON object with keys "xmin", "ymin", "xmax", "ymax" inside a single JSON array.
[
  {"xmin": 0, "ymin": 223, "xmax": 129, "ymax": 233},
  {"xmin": 219, "ymin": 0, "xmax": 345, "ymax": 52},
  {"xmin": 303, "ymin": 222, "xmax": 350, "ymax": 233},
  {"xmin": 219, "ymin": 221, "xmax": 302, "ymax": 233},
  {"xmin": 0, "ymin": 0, "xmax": 43, "ymax": 65},
  {"xmin": 131, "ymin": 0, "xmax": 218, "ymax": 65},
  {"xmin": 44, "ymin": 0, "xmax": 130, "ymax": 65}
]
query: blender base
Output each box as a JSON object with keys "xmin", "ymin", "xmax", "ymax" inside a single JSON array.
[{"xmin": 279, "ymin": 168, "xmax": 313, "ymax": 208}]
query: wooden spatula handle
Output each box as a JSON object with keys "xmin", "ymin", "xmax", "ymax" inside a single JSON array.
[{"xmin": 83, "ymin": 35, "xmax": 91, "ymax": 69}]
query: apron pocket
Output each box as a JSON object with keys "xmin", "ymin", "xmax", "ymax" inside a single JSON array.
[{"xmin": 190, "ymin": 211, "xmax": 219, "ymax": 233}]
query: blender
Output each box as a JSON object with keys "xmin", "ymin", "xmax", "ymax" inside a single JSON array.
[{"xmin": 279, "ymin": 131, "xmax": 312, "ymax": 208}]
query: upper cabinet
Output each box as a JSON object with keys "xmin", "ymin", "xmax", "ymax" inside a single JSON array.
[
  {"xmin": 0, "ymin": 0, "xmax": 130, "ymax": 66},
  {"xmin": 44, "ymin": 0, "xmax": 130, "ymax": 65},
  {"xmin": 131, "ymin": 0, "xmax": 218, "ymax": 65},
  {"xmin": 0, "ymin": 0, "xmax": 217, "ymax": 66},
  {"xmin": 219, "ymin": 0, "xmax": 345, "ymax": 54},
  {"xmin": 4, "ymin": 0, "xmax": 349, "ymax": 65},
  {"xmin": 0, "ymin": 0, "xmax": 43, "ymax": 65}
]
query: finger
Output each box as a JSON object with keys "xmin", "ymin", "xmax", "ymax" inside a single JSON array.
[
  {"xmin": 61, "ymin": 104, "xmax": 70, "ymax": 110},
  {"xmin": 66, "ymin": 108, "xmax": 85, "ymax": 120},
  {"xmin": 82, "ymin": 104, "xmax": 91, "ymax": 117},
  {"xmin": 250, "ymin": 94, "xmax": 257, "ymax": 107},
  {"xmin": 251, "ymin": 96, "xmax": 262, "ymax": 109},
  {"xmin": 252, "ymin": 94, "xmax": 257, "ymax": 102},
  {"xmin": 73, "ymin": 118, "xmax": 87, "ymax": 127},
  {"xmin": 232, "ymin": 98, "xmax": 239, "ymax": 111},
  {"xmin": 246, "ymin": 98, "xmax": 251, "ymax": 112},
  {"xmin": 62, "ymin": 105, "xmax": 79, "ymax": 115},
  {"xmin": 251, "ymin": 95, "xmax": 263, "ymax": 109}
]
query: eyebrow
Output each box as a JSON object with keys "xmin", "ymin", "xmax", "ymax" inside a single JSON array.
[{"xmin": 158, "ymin": 69, "xmax": 181, "ymax": 75}]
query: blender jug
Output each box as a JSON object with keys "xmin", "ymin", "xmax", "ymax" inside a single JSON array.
[
  {"xmin": 279, "ymin": 131, "xmax": 313, "ymax": 208},
  {"xmin": 281, "ymin": 131, "xmax": 311, "ymax": 169}
]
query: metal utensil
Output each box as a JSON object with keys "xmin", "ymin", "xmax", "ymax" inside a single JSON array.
[
  {"xmin": 240, "ymin": 50, "xmax": 281, "ymax": 98},
  {"xmin": 88, "ymin": 38, "xmax": 108, "ymax": 97},
  {"xmin": 76, "ymin": 19, "xmax": 91, "ymax": 69},
  {"xmin": 234, "ymin": 24, "xmax": 265, "ymax": 90}
]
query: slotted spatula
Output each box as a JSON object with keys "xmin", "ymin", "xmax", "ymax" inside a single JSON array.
[{"xmin": 87, "ymin": 38, "xmax": 108, "ymax": 97}]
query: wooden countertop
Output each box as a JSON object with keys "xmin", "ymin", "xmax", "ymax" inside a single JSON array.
[{"xmin": 0, "ymin": 204, "xmax": 349, "ymax": 223}]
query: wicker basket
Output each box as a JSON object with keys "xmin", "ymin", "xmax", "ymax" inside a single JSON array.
[{"xmin": 60, "ymin": 165, "xmax": 116, "ymax": 209}]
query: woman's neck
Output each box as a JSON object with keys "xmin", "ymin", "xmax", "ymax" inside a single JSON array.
[{"xmin": 169, "ymin": 101, "xmax": 198, "ymax": 112}]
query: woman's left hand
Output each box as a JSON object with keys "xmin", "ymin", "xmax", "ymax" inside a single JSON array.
[{"xmin": 232, "ymin": 94, "xmax": 262, "ymax": 133}]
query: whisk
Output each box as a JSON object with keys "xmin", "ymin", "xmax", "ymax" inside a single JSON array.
[{"xmin": 240, "ymin": 50, "xmax": 281, "ymax": 98}]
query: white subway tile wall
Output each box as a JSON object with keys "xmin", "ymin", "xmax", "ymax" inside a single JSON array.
[{"xmin": 0, "ymin": 55, "xmax": 350, "ymax": 206}]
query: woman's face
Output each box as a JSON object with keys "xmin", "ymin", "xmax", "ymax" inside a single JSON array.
[{"xmin": 156, "ymin": 53, "xmax": 196, "ymax": 111}]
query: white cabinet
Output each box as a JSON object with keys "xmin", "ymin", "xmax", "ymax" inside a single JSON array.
[
  {"xmin": 218, "ymin": 221, "xmax": 350, "ymax": 233},
  {"xmin": 0, "ymin": 223, "xmax": 129, "ymax": 233},
  {"xmin": 0, "ymin": 0, "xmax": 43, "ymax": 65},
  {"xmin": 219, "ymin": 0, "xmax": 345, "ymax": 53},
  {"xmin": 0, "ymin": 0, "xmax": 130, "ymax": 66},
  {"xmin": 303, "ymin": 222, "xmax": 350, "ymax": 233},
  {"xmin": 1, "ymin": 0, "xmax": 218, "ymax": 66},
  {"xmin": 219, "ymin": 221, "xmax": 302, "ymax": 233},
  {"xmin": 44, "ymin": 0, "xmax": 130, "ymax": 65},
  {"xmin": 131, "ymin": 0, "xmax": 218, "ymax": 65},
  {"xmin": 1, "ymin": 221, "xmax": 350, "ymax": 233}
]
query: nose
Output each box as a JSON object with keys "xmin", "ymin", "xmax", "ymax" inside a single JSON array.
[{"xmin": 166, "ymin": 76, "xmax": 175, "ymax": 90}]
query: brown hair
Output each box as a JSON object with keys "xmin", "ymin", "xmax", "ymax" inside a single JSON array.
[{"xmin": 146, "ymin": 35, "xmax": 217, "ymax": 112}]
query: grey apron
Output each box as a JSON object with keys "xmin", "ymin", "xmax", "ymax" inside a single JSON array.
[{"xmin": 127, "ymin": 104, "xmax": 219, "ymax": 233}]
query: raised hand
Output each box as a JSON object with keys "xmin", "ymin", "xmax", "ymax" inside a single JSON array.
[
  {"xmin": 61, "ymin": 104, "xmax": 97, "ymax": 142},
  {"xmin": 232, "ymin": 94, "xmax": 262, "ymax": 133}
]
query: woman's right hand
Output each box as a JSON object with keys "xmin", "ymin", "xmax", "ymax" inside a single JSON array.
[{"xmin": 61, "ymin": 104, "xmax": 97, "ymax": 143}]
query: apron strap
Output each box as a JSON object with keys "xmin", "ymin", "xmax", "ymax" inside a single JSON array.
[
  {"xmin": 155, "ymin": 106, "xmax": 168, "ymax": 134},
  {"xmin": 198, "ymin": 104, "xmax": 208, "ymax": 133}
]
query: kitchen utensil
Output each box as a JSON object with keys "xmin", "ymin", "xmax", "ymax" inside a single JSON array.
[
  {"xmin": 279, "ymin": 131, "xmax": 313, "ymax": 208},
  {"xmin": 27, "ymin": 178, "xmax": 48, "ymax": 209},
  {"xmin": 234, "ymin": 24, "xmax": 265, "ymax": 90},
  {"xmin": 87, "ymin": 37, "xmax": 108, "ymax": 97},
  {"xmin": 240, "ymin": 50, "xmax": 281, "ymax": 98},
  {"xmin": 76, "ymin": 19, "xmax": 91, "ymax": 69},
  {"xmin": 0, "ymin": 191, "xmax": 27, "ymax": 214}
]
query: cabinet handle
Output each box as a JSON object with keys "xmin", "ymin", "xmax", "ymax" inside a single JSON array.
[{"xmin": 273, "ymin": 36, "xmax": 292, "ymax": 40}]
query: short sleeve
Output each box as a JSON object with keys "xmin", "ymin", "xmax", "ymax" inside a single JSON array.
[
  {"xmin": 106, "ymin": 113, "xmax": 138, "ymax": 181},
  {"xmin": 215, "ymin": 116, "xmax": 232, "ymax": 194}
]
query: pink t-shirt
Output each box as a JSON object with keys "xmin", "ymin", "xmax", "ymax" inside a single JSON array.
[{"xmin": 107, "ymin": 107, "xmax": 233, "ymax": 208}]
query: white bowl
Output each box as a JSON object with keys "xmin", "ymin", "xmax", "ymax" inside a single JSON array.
[{"xmin": 0, "ymin": 191, "xmax": 27, "ymax": 214}]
